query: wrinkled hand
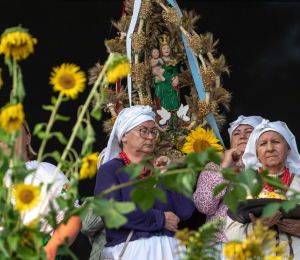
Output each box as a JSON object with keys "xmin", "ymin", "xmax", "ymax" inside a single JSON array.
[
  {"xmin": 249, "ymin": 211, "xmax": 282, "ymax": 228},
  {"xmin": 277, "ymin": 219, "xmax": 300, "ymax": 236},
  {"xmin": 221, "ymin": 148, "xmax": 239, "ymax": 168},
  {"xmin": 171, "ymin": 76, "xmax": 179, "ymax": 87},
  {"xmin": 164, "ymin": 211, "xmax": 180, "ymax": 232},
  {"xmin": 43, "ymin": 244, "xmax": 58, "ymax": 260},
  {"xmin": 153, "ymin": 156, "xmax": 171, "ymax": 173}
]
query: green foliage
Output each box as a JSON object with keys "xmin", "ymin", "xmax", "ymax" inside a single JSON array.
[
  {"xmin": 55, "ymin": 114, "xmax": 70, "ymax": 122},
  {"xmin": 238, "ymin": 169, "xmax": 262, "ymax": 197}
]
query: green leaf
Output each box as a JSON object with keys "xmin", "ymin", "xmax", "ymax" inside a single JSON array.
[
  {"xmin": 33, "ymin": 123, "xmax": 45, "ymax": 136},
  {"xmin": 182, "ymin": 173, "xmax": 194, "ymax": 193},
  {"xmin": 49, "ymin": 151, "xmax": 67, "ymax": 167},
  {"xmin": 281, "ymin": 199, "xmax": 300, "ymax": 213},
  {"xmin": 238, "ymin": 169, "xmax": 263, "ymax": 197},
  {"xmin": 7, "ymin": 235, "xmax": 19, "ymax": 251},
  {"xmin": 4, "ymin": 57, "xmax": 13, "ymax": 76},
  {"xmin": 76, "ymin": 123, "xmax": 86, "ymax": 141},
  {"xmin": 131, "ymin": 187, "xmax": 155, "ymax": 211},
  {"xmin": 42, "ymin": 105, "xmax": 54, "ymax": 111},
  {"xmin": 233, "ymin": 185, "xmax": 247, "ymax": 202},
  {"xmin": 91, "ymin": 102, "xmax": 102, "ymax": 121},
  {"xmin": 0, "ymin": 240, "xmax": 9, "ymax": 258},
  {"xmin": 0, "ymin": 155, "xmax": 9, "ymax": 175},
  {"xmin": 213, "ymin": 183, "xmax": 229, "ymax": 197},
  {"xmin": 55, "ymin": 114, "xmax": 70, "ymax": 121},
  {"xmin": 17, "ymin": 247, "xmax": 39, "ymax": 260},
  {"xmin": 153, "ymin": 188, "xmax": 167, "ymax": 202},
  {"xmin": 94, "ymin": 198, "xmax": 112, "ymax": 212},
  {"xmin": 104, "ymin": 208, "xmax": 127, "ymax": 229},
  {"xmin": 261, "ymin": 202, "xmax": 281, "ymax": 218},
  {"xmin": 184, "ymin": 152, "xmax": 208, "ymax": 168},
  {"xmin": 56, "ymin": 196, "xmax": 68, "ymax": 210},
  {"xmin": 114, "ymin": 201, "xmax": 136, "ymax": 214},
  {"xmin": 37, "ymin": 131, "xmax": 53, "ymax": 140},
  {"xmin": 0, "ymin": 125, "xmax": 9, "ymax": 143},
  {"xmin": 265, "ymin": 176, "xmax": 287, "ymax": 191},
  {"xmin": 81, "ymin": 136, "xmax": 96, "ymax": 156},
  {"xmin": 61, "ymin": 97, "xmax": 70, "ymax": 102},
  {"xmin": 224, "ymin": 190, "xmax": 238, "ymax": 213},
  {"xmin": 51, "ymin": 96, "xmax": 57, "ymax": 105},
  {"xmin": 207, "ymin": 147, "xmax": 221, "ymax": 165},
  {"xmin": 261, "ymin": 169, "xmax": 269, "ymax": 177},
  {"xmin": 53, "ymin": 132, "xmax": 68, "ymax": 145},
  {"xmin": 16, "ymin": 67, "xmax": 25, "ymax": 103}
]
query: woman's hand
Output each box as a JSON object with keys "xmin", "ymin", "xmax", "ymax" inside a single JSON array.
[
  {"xmin": 164, "ymin": 211, "xmax": 180, "ymax": 232},
  {"xmin": 153, "ymin": 156, "xmax": 171, "ymax": 173},
  {"xmin": 277, "ymin": 219, "xmax": 300, "ymax": 236},
  {"xmin": 171, "ymin": 76, "xmax": 179, "ymax": 87},
  {"xmin": 249, "ymin": 211, "xmax": 282, "ymax": 227},
  {"xmin": 221, "ymin": 148, "xmax": 239, "ymax": 168}
]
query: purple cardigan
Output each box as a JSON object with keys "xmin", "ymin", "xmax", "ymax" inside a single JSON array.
[{"xmin": 94, "ymin": 158, "xmax": 195, "ymax": 247}]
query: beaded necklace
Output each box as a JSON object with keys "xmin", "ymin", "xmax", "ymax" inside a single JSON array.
[
  {"xmin": 119, "ymin": 150, "xmax": 153, "ymax": 179},
  {"xmin": 259, "ymin": 166, "xmax": 290, "ymax": 192}
]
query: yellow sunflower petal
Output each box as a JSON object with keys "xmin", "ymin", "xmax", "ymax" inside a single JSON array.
[
  {"xmin": 14, "ymin": 182, "xmax": 40, "ymax": 213},
  {"xmin": 80, "ymin": 152, "xmax": 100, "ymax": 180},
  {"xmin": 0, "ymin": 103, "xmax": 25, "ymax": 134},
  {"xmin": 49, "ymin": 63, "xmax": 86, "ymax": 99}
]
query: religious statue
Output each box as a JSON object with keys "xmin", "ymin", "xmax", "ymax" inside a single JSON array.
[
  {"xmin": 153, "ymin": 35, "xmax": 180, "ymax": 112},
  {"xmin": 151, "ymin": 48, "xmax": 165, "ymax": 82}
]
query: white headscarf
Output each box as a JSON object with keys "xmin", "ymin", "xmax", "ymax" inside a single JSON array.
[
  {"xmin": 228, "ymin": 115, "xmax": 263, "ymax": 143},
  {"xmin": 242, "ymin": 119, "xmax": 300, "ymax": 175},
  {"xmin": 97, "ymin": 148, "xmax": 107, "ymax": 169},
  {"xmin": 103, "ymin": 105, "xmax": 156, "ymax": 164}
]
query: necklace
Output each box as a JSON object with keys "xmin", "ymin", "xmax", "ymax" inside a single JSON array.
[
  {"xmin": 119, "ymin": 151, "xmax": 153, "ymax": 179},
  {"xmin": 259, "ymin": 167, "xmax": 290, "ymax": 192}
]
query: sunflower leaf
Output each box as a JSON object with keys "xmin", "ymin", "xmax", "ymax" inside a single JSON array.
[
  {"xmin": 91, "ymin": 102, "xmax": 102, "ymax": 121},
  {"xmin": 224, "ymin": 190, "xmax": 238, "ymax": 213},
  {"xmin": 51, "ymin": 96, "xmax": 57, "ymax": 105},
  {"xmin": 16, "ymin": 246, "xmax": 39, "ymax": 260},
  {"xmin": 261, "ymin": 202, "xmax": 281, "ymax": 218},
  {"xmin": 16, "ymin": 67, "xmax": 25, "ymax": 103},
  {"xmin": 53, "ymin": 132, "xmax": 68, "ymax": 145},
  {"xmin": 114, "ymin": 201, "xmax": 136, "ymax": 214},
  {"xmin": 75, "ymin": 123, "xmax": 86, "ymax": 141},
  {"xmin": 55, "ymin": 114, "xmax": 70, "ymax": 122},
  {"xmin": 56, "ymin": 196, "xmax": 69, "ymax": 210},
  {"xmin": 33, "ymin": 123, "xmax": 45, "ymax": 136},
  {"xmin": 153, "ymin": 187, "xmax": 167, "ymax": 202},
  {"xmin": 49, "ymin": 151, "xmax": 68, "ymax": 167},
  {"xmin": 4, "ymin": 57, "xmax": 13, "ymax": 76},
  {"xmin": 42, "ymin": 105, "xmax": 54, "ymax": 111},
  {"xmin": 213, "ymin": 183, "xmax": 229, "ymax": 197},
  {"xmin": 37, "ymin": 131, "xmax": 53, "ymax": 140}
]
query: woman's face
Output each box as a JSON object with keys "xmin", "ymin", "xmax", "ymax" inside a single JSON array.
[
  {"xmin": 257, "ymin": 131, "xmax": 291, "ymax": 169},
  {"xmin": 121, "ymin": 120, "xmax": 156, "ymax": 155},
  {"xmin": 161, "ymin": 45, "xmax": 170, "ymax": 57},
  {"xmin": 231, "ymin": 124, "xmax": 254, "ymax": 152}
]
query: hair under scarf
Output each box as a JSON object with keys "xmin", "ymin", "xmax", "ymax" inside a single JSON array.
[
  {"xmin": 228, "ymin": 115, "xmax": 263, "ymax": 143},
  {"xmin": 102, "ymin": 105, "xmax": 156, "ymax": 164},
  {"xmin": 242, "ymin": 119, "xmax": 300, "ymax": 175}
]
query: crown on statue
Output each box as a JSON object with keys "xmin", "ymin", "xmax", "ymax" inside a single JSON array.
[{"xmin": 158, "ymin": 34, "xmax": 170, "ymax": 46}]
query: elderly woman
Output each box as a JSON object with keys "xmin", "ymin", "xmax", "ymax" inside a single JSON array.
[
  {"xmin": 94, "ymin": 105, "xmax": 195, "ymax": 260},
  {"xmin": 193, "ymin": 116, "xmax": 263, "ymax": 246},
  {"xmin": 226, "ymin": 120, "xmax": 300, "ymax": 259}
]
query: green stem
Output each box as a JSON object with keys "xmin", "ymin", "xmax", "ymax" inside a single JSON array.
[
  {"xmin": 11, "ymin": 58, "xmax": 17, "ymax": 104},
  {"xmin": 36, "ymin": 54, "xmax": 113, "ymax": 218}
]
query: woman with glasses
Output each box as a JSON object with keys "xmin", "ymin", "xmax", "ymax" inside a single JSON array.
[{"xmin": 94, "ymin": 105, "xmax": 195, "ymax": 260}]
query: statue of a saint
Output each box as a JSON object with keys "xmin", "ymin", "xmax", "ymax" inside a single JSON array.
[{"xmin": 152, "ymin": 35, "xmax": 180, "ymax": 112}]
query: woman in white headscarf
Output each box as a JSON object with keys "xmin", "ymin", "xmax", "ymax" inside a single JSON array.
[
  {"xmin": 193, "ymin": 116, "xmax": 263, "ymax": 251},
  {"xmin": 94, "ymin": 105, "xmax": 195, "ymax": 260},
  {"xmin": 226, "ymin": 119, "xmax": 300, "ymax": 259}
]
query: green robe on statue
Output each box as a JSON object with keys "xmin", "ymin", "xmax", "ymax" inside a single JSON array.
[{"xmin": 153, "ymin": 58, "xmax": 180, "ymax": 111}]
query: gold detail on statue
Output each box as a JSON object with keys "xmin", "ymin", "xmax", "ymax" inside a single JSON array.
[
  {"xmin": 158, "ymin": 34, "xmax": 170, "ymax": 46},
  {"xmin": 167, "ymin": 59, "xmax": 177, "ymax": 67},
  {"xmin": 181, "ymin": 16, "xmax": 189, "ymax": 27}
]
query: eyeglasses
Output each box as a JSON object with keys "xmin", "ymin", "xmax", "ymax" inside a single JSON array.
[{"xmin": 138, "ymin": 128, "xmax": 160, "ymax": 139}]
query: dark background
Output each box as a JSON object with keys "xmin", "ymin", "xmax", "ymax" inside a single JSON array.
[{"xmin": 1, "ymin": 1, "xmax": 300, "ymax": 259}]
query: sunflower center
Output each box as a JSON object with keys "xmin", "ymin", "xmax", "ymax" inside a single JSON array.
[
  {"xmin": 20, "ymin": 190, "xmax": 34, "ymax": 204},
  {"xmin": 193, "ymin": 139, "xmax": 210, "ymax": 152},
  {"xmin": 59, "ymin": 73, "xmax": 76, "ymax": 89}
]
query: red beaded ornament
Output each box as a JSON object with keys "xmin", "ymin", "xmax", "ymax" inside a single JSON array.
[
  {"xmin": 119, "ymin": 150, "xmax": 153, "ymax": 179},
  {"xmin": 259, "ymin": 166, "xmax": 290, "ymax": 192}
]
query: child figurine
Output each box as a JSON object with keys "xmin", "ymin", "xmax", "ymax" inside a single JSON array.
[{"xmin": 151, "ymin": 48, "xmax": 165, "ymax": 82}]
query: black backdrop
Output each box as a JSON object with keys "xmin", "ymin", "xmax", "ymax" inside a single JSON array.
[{"xmin": 1, "ymin": 1, "xmax": 300, "ymax": 259}]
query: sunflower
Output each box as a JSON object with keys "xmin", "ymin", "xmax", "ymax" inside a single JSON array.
[
  {"xmin": 0, "ymin": 103, "xmax": 25, "ymax": 134},
  {"xmin": 79, "ymin": 152, "xmax": 100, "ymax": 179},
  {"xmin": 50, "ymin": 63, "xmax": 86, "ymax": 99},
  {"xmin": 0, "ymin": 26, "xmax": 37, "ymax": 60},
  {"xmin": 0, "ymin": 68, "xmax": 3, "ymax": 89},
  {"xmin": 14, "ymin": 183, "xmax": 40, "ymax": 213},
  {"xmin": 107, "ymin": 62, "xmax": 131, "ymax": 84},
  {"xmin": 19, "ymin": 221, "xmax": 36, "ymax": 247},
  {"xmin": 182, "ymin": 126, "xmax": 223, "ymax": 154}
]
